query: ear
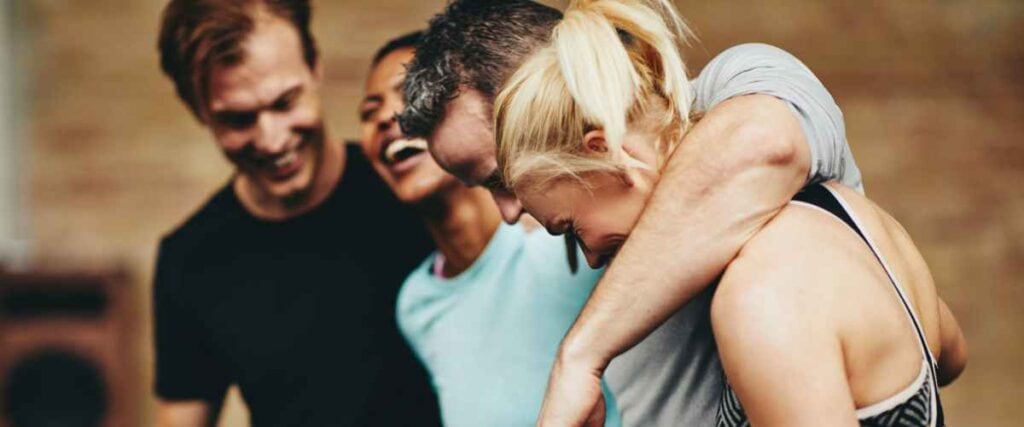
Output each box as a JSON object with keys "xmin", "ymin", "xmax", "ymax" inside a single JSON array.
[{"xmin": 582, "ymin": 130, "xmax": 608, "ymax": 155}]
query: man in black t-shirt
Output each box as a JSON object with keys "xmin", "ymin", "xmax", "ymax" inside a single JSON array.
[{"xmin": 153, "ymin": 1, "xmax": 439, "ymax": 425}]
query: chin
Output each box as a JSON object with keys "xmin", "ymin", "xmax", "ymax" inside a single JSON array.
[
  {"xmin": 395, "ymin": 185, "xmax": 438, "ymax": 207},
  {"xmin": 259, "ymin": 169, "xmax": 316, "ymax": 202}
]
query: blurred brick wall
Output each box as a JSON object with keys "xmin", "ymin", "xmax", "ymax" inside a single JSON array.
[{"xmin": 15, "ymin": 0, "xmax": 1023, "ymax": 425}]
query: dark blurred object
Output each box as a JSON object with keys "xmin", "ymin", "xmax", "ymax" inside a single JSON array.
[{"xmin": 0, "ymin": 271, "xmax": 137, "ymax": 427}]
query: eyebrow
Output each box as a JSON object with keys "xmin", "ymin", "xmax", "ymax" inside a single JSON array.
[
  {"xmin": 361, "ymin": 74, "xmax": 405, "ymax": 106},
  {"xmin": 275, "ymin": 85, "xmax": 303, "ymax": 104},
  {"xmin": 210, "ymin": 83, "xmax": 304, "ymax": 115},
  {"xmin": 359, "ymin": 94, "xmax": 383, "ymax": 108}
]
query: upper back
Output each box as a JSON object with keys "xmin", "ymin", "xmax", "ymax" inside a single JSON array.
[
  {"xmin": 717, "ymin": 181, "xmax": 941, "ymax": 409},
  {"xmin": 820, "ymin": 182, "xmax": 942, "ymax": 356}
]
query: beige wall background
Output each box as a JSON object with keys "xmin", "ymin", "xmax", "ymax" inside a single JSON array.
[{"xmin": 6, "ymin": 0, "xmax": 1022, "ymax": 425}]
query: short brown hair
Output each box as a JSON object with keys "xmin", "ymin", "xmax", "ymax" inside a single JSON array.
[{"xmin": 158, "ymin": 0, "xmax": 319, "ymax": 122}]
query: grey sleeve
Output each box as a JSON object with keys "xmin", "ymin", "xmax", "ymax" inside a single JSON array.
[{"xmin": 693, "ymin": 43, "xmax": 864, "ymax": 193}]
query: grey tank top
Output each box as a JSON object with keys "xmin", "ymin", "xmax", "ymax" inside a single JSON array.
[{"xmin": 603, "ymin": 280, "xmax": 724, "ymax": 426}]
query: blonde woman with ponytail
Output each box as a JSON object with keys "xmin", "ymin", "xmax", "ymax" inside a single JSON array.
[{"xmin": 495, "ymin": 0, "xmax": 966, "ymax": 426}]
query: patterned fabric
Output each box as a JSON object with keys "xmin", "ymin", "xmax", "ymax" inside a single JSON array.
[
  {"xmin": 714, "ymin": 184, "xmax": 944, "ymax": 427},
  {"xmin": 860, "ymin": 369, "xmax": 935, "ymax": 427},
  {"xmin": 716, "ymin": 382, "xmax": 749, "ymax": 427},
  {"xmin": 717, "ymin": 367, "xmax": 936, "ymax": 427}
]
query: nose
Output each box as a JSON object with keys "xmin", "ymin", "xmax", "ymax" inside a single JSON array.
[
  {"xmin": 582, "ymin": 247, "xmax": 605, "ymax": 269},
  {"xmin": 377, "ymin": 109, "xmax": 398, "ymax": 133},
  {"xmin": 492, "ymin": 191, "xmax": 524, "ymax": 224},
  {"xmin": 254, "ymin": 112, "xmax": 289, "ymax": 155}
]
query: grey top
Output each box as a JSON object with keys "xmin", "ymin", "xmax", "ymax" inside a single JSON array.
[
  {"xmin": 602, "ymin": 43, "xmax": 863, "ymax": 426},
  {"xmin": 693, "ymin": 43, "xmax": 863, "ymax": 193}
]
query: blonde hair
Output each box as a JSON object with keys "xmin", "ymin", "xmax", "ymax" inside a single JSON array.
[{"xmin": 494, "ymin": 0, "xmax": 695, "ymax": 190}]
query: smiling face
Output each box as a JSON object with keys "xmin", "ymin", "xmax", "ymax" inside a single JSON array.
[
  {"xmin": 206, "ymin": 15, "xmax": 325, "ymax": 204},
  {"xmin": 429, "ymin": 90, "xmax": 526, "ymax": 222},
  {"xmin": 358, "ymin": 47, "xmax": 458, "ymax": 205},
  {"xmin": 513, "ymin": 128, "xmax": 665, "ymax": 268},
  {"xmin": 518, "ymin": 171, "xmax": 653, "ymax": 268}
]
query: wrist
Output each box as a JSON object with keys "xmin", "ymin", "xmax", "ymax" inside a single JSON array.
[{"xmin": 557, "ymin": 332, "xmax": 612, "ymax": 375}]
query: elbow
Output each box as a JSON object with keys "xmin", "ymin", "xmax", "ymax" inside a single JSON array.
[
  {"xmin": 938, "ymin": 334, "xmax": 968, "ymax": 387},
  {"xmin": 734, "ymin": 116, "xmax": 804, "ymax": 173},
  {"xmin": 720, "ymin": 96, "xmax": 809, "ymax": 183},
  {"xmin": 936, "ymin": 298, "xmax": 968, "ymax": 387}
]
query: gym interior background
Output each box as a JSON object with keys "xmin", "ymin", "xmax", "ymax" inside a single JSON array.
[{"xmin": 0, "ymin": 0, "xmax": 1021, "ymax": 425}]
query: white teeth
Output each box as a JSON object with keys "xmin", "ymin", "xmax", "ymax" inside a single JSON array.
[
  {"xmin": 385, "ymin": 138, "xmax": 428, "ymax": 163},
  {"xmin": 274, "ymin": 150, "xmax": 297, "ymax": 168}
]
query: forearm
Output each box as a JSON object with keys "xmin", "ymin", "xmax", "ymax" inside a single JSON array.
[{"xmin": 559, "ymin": 95, "xmax": 810, "ymax": 367}]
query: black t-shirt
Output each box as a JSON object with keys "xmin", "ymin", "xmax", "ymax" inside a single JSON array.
[{"xmin": 153, "ymin": 145, "xmax": 440, "ymax": 426}]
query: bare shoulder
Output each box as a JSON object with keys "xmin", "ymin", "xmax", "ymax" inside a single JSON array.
[
  {"xmin": 711, "ymin": 187, "xmax": 888, "ymax": 337},
  {"xmin": 713, "ymin": 180, "xmax": 941, "ymax": 350}
]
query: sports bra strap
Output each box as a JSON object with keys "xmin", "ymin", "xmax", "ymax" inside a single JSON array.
[{"xmin": 791, "ymin": 184, "xmax": 937, "ymax": 370}]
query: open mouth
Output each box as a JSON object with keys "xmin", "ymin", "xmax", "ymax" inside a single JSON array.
[{"xmin": 380, "ymin": 137, "xmax": 428, "ymax": 168}]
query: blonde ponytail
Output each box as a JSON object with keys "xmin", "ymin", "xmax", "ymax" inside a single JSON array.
[{"xmin": 495, "ymin": 0, "xmax": 696, "ymax": 190}]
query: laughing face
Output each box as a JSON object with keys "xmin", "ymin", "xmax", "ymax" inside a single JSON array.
[
  {"xmin": 205, "ymin": 15, "xmax": 325, "ymax": 204},
  {"xmin": 358, "ymin": 47, "xmax": 458, "ymax": 205}
]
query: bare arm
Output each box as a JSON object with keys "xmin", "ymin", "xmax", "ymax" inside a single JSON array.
[
  {"xmin": 559, "ymin": 93, "xmax": 808, "ymax": 369},
  {"xmin": 537, "ymin": 43, "xmax": 855, "ymax": 425},
  {"xmin": 537, "ymin": 94, "xmax": 809, "ymax": 426},
  {"xmin": 936, "ymin": 298, "xmax": 968, "ymax": 386},
  {"xmin": 156, "ymin": 400, "xmax": 216, "ymax": 427}
]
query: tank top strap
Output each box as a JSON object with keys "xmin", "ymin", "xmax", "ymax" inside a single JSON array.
[{"xmin": 791, "ymin": 184, "xmax": 937, "ymax": 370}]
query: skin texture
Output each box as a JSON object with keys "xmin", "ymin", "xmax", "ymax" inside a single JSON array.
[
  {"xmin": 535, "ymin": 94, "xmax": 814, "ymax": 426},
  {"xmin": 155, "ymin": 401, "xmax": 213, "ymax": 427},
  {"xmin": 417, "ymin": 40, "xmax": 965, "ymax": 426},
  {"xmin": 429, "ymin": 89, "xmax": 525, "ymax": 222},
  {"xmin": 358, "ymin": 47, "xmax": 460, "ymax": 206},
  {"xmin": 358, "ymin": 47, "xmax": 501, "ymax": 277},
  {"xmin": 520, "ymin": 127, "xmax": 967, "ymax": 424},
  {"xmin": 518, "ymin": 130, "xmax": 660, "ymax": 269},
  {"xmin": 710, "ymin": 182, "xmax": 966, "ymax": 425},
  {"xmin": 206, "ymin": 13, "xmax": 343, "ymax": 221},
  {"xmin": 426, "ymin": 88, "xmax": 825, "ymax": 424},
  {"xmin": 156, "ymin": 12, "xmax": 344, "ymax": 427}
]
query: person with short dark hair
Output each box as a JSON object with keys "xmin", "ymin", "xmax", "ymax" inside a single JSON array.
[
  {"xmin": 153, "ymin": 1, "xmax": 440, "ymax": 426},
  {"xmin": 400, "ymin": 0, "xmax": 865, "ymax": 425},
  {"xmin": 357, "ymin": 31, "xmax": 622, "ymax": 427}
]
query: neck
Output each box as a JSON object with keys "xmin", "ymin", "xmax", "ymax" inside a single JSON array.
[
  {"xmin": 235, "ymin": 137, "xmax": 345, "ymax": 221},
  {"xmin": 420, "ymin": 185, "xmax": 502, "ymax": 278}
]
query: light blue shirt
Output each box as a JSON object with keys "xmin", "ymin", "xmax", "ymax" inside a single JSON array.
[{"xmin": 397, "ymin": 223, "xmax": 622, "ymax": 427}]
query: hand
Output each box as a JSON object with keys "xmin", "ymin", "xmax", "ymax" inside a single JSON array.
[{"xmin": 536, "ymin": 356, "xmax": 606, "ymax": 427}]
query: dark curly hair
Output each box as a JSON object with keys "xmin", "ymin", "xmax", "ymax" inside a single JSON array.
[
  {"xmin": 371, "ymin": 30, "xmax": 424, "ymax": 67},
  {"xmin": 398, "ymin": 0, "xmax": 561, "ymax": 138}
]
